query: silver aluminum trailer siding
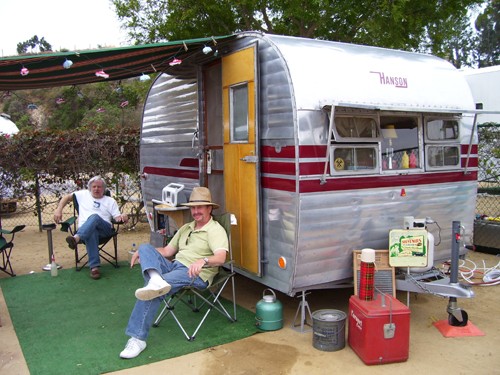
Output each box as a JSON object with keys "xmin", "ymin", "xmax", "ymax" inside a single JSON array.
[{"xmin": 140, "ymin": 32, "xmax": 477, "ymax": 296}]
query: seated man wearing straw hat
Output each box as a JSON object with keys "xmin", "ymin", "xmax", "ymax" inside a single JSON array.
[{"xmin": 120, "ymin": 186, "xmax": 228, "ymax": 359}]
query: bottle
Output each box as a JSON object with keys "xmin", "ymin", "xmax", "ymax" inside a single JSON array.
[
  {"xmin": 50, "ymin": 253, "xmax": 58, "ymax": 277},
  {"xmin": 128, "ymin": 243, "xmax": 137, "ymax": 262},
  {"xmin": 409, "ymin": 150, "xmax": 417, "ymax": 168},
  {"xmin": 401, "ymin": 151, "xmax": 409, "ymax": 169}
]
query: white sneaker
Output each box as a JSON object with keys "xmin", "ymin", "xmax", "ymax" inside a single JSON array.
[
  {"xmin": 135, "ymin": 279, "xmax": 171, "ymax": 301},
  {"xmin": 120, "ymin": 337, "xmax": 147, "ymax": 359}
]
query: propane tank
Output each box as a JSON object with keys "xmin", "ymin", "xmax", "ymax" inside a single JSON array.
[{"xmin": 255, "ymin": 289, "xmax": 283, "ymax": 331}]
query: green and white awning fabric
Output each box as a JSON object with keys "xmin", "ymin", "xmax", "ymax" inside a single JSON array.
[{"xmin": 0, "ymin": 35, "xmax": 236, "ymax": 91}]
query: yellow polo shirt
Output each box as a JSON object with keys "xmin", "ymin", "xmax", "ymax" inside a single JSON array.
[{"xmin": 171, "ymin": 217, "xmax": 229, "ymax": 286}]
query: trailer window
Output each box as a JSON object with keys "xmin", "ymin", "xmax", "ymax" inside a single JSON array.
[
  {"xmin": 334, "ymin": 116, "xmax": 379, "ymax": 139},
  {"xmin": 230, "ymin": 84, "xmax": 249, "ymax": 142},
  {"xmin": 425, "ymin": 119, "xmax": 459, "ymax": 140},
  {"xmin": 426, "ymin": 146, "xmax": 460, "ymax": 167},
  {"xmin": 424, "ymin": 117, "xmax": 461, "ymax": 168},
  {"xmin": 330, "ymin": 146, "xmax": 377, "ymax": 173},
  {"xmin": 380, "ymin": 116, "xmax": 420, "ymax": 170}
]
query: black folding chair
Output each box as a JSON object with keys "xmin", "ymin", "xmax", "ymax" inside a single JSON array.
[
  {"xmin": 0, "ymin": 225, "xmax": 25, "ymax": 277},
  {"xmin": 59, "ymin": 192, "xmax": 120, "ymax": 271},
  {"xmin": 153, "ymin": 213, "xmax": 237, "ymax": 341}
]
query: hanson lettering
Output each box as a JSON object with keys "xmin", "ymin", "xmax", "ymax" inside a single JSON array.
[{"xmin": 370, "ymin": 71, "xmax": 408, "ymax": 88}]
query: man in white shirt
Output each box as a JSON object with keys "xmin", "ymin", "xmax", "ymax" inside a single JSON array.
[{"xmin": 54, "ymin": 176, "xmax": 128, "ymax": 279}]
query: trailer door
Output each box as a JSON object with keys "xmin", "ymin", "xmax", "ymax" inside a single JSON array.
[{"xmin": 222, "ymin": 46, "xmax": 260, "ymax": 276}]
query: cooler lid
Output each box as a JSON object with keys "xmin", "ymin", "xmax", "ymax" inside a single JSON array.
[{"xmin": 350, "ymin": 295, "xmax": 410, "ymax": 316}]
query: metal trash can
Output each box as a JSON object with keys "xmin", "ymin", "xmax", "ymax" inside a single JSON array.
[{"xmin": 312, "ymin": 309, "xmax": 346, "ymax": 351}]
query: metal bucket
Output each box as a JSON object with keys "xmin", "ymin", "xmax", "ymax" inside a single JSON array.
[{"xmin": 312, "ymin": 309, "xmax": 346, "ymax": 352}]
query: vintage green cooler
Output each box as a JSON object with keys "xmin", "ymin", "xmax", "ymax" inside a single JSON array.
[{"xmin": 255, "ymin": 289, "xmax": 283, "ymax": 331}]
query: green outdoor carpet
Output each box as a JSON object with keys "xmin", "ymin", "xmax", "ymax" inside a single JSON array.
[{"xmin": 0, "ymin": 262, "xmax": 256, "ymax": 375}]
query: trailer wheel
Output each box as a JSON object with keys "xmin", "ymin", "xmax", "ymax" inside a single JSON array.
[{"xmin": 448, "ymin": 309, "xmax": 468, "ymax": 327}]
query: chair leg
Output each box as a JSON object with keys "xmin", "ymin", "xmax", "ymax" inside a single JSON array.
[
  {"xmin": 153, "ymin": 279, "xmax": 237, "ymax": 341},
  {"xmin": 74, "ymin": 244, "xmax": 88, "ymax": 271},
  {"xmin": 73, "ymin": 236, "xmax": 120, "ymax": 271},
  {"xmin": 98, "ymin": 246, "xmax": 120, "ymax": 268},
  {"xmin": 184, "ymin": 286, "xmax": 236, "ymax": 341},
  {"xmin": 153, "ymin": 294, "xmax": 194, "ymax": 341},
  {"xmin": 112, "ymin": 235, "xmax": 118, "ymax": 267},
  {"xmin": 96, "ymin": 234, "xmax": 119, "ymax": 268},
  {"xmin": 0, "ymin": 244, "xmax": 16, "ymax": 277},
  {"xmin": 230, "ymin": 275, "xmax": 237, "ymax": 321}
]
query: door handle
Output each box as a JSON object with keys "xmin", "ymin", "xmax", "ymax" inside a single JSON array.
[
  {"xmin": 207, "ymin": 150, "xmax": 213, "ymax": 174},
  {"xmin": 240, "ymin": 155, "xmax": 259, "ymax": 163}
]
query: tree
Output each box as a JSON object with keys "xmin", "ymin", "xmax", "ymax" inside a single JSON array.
[
  {"xmin": 16, "ymin": 35, "xmax": 53, "ymax": 54},
  {"xmin": 1, "ymin": 78, "xmax": 150, "ymax": 131},
  {"xmin": 112, "ymin": 0, "xmax": 483, "ymax": 60},
  {"xmin": 475, "ymin": 0, "xmax": 499, "ymax": 67},
  {"xmin": 424, "ymin": 7, "xmax": 479, "ymax": 68}
]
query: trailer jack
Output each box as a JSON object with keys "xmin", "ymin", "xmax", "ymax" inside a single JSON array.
[{"xmin": 446, "ymin": 221, "xmax": 469, "ymax": 326}]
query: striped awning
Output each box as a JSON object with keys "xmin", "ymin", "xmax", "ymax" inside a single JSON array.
[{"xmin": 0, "ymin": 35, "xmax": 235, "ymax": 91}]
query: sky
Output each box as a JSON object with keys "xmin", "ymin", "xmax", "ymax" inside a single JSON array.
[{"xmin": 0, "ymin": 0, "xmax": 128, "ymax": 57}]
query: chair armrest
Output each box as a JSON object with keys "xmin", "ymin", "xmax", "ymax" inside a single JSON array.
[
  {"xmin": 202, "ymin": 260, "xmax": 234, "ymax": 269},
  {"xmin": 0, "ymin": 225, "xmax": 26, "ymax": 235},
  {"xmin": 12, "ymin": 225, "xmax": 26, "ymax": 233},
  {"xmin": 60, "ymin": 217, "xmax": 77, "ymax": 232},
  {"xmin": 110, "ymin": 218, "xmax": 121, "ymax": 233}
]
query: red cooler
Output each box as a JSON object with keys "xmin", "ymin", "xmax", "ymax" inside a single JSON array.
[{"xmin": 348, "ymin": 294, "xmax": 410, "ymax": 365}]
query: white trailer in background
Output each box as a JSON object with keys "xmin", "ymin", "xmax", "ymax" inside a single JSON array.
[
  {"xmin": 463, "ymin": 65, "xmax": 500, "ymax": 124},
  {"xmin": 463, "ymin": 65, "xmax": 500, "ymax": 256}
]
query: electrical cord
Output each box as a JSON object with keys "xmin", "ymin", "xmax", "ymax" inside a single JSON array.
[
  {"xmin": 425, "ymin": 219, "xmax": 442, "ymax": 246},
  {"xmin": 457, "ymin": 258, "xmax": 500, "ymax": 286},
  {"xmin": 483, "ymin": 270, "xmax": 500, "ymax": 285}
]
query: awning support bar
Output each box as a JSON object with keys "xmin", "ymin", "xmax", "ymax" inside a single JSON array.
[{"xmin": 320, "ymin": 106, "xmax": 335, "ymax": 184}]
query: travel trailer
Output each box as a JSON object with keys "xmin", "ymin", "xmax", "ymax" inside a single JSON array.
[
  {"xmin": 140, "ymin": 32, "xmax": 478, "ymax": 299},
  {"xmin": 463, "ymin": 65, "xmax": 500, "ymax": 124}
]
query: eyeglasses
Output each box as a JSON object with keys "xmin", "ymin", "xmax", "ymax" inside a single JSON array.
[{"xmin": 185, "ymin": 231, "xmax": 193, "ymax": 245}]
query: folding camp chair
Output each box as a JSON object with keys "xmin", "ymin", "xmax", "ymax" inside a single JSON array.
[
  {"xmin": 0, "ymin": 224, "xmax": 25, "ymax": 277},
  {"xmin": 153, "ymin": 213, "xmax": 237, "ymax": 341},
  {"xmin": 59, "ymin": 192, "xmax": 120, "ymax": 271}
]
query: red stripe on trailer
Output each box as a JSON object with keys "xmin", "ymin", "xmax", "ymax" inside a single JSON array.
[
  {"xmin": 461, "ymin": 144, "xmax": 477, "ymax": 154},
  {"xmin": 143, "ymin": 166, "xmax": 199, "ymax": 180},
  {"xmin": 298, "ymin": 171, "xmax": 477, "ymax": 193},
  {"xmin": 262, "ymin": 171, "xmax": 477, "ymax": 193}
]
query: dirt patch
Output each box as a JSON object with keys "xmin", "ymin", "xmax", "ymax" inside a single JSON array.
[
  {"xmin": 1, "ymin": 223, "xmax": 151, "ymax": 278},
  {"xmin": 202, "ymin": 336, "xmax": 299, "ymax": 375}
]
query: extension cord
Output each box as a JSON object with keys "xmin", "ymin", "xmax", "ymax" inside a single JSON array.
[{"xmin": 483, "ymin": 270, "xmax": 500, "ymax": 285}]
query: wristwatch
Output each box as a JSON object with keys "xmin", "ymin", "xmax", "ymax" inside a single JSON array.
[{"xmin": 203, "ymin": 257, "xmax": 209, "ymax": 265}]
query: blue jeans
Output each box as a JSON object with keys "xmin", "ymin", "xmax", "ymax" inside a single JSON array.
[
  {"xmin": 125, "ymin": 243, "xmax": 208, "ymax": 341},
  {"xmin": 76, "ymin": 214, "xmax": 115, "ymax": 269}
]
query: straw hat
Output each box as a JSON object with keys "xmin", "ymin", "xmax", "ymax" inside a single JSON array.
[{"xmin": 182, "ymin": 187, "xmax": 219, "ymax": 209}]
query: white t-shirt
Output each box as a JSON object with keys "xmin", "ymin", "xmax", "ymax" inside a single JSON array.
[{"xmin": 74, "ymin": 190, "xmax": 120, "ymax": 227}]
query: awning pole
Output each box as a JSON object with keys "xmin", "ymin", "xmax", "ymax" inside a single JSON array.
[
  {"xmin": 463, "ymin": 113, "xmax": 478, "ymax": 175},
  {"xmin": 320, "ymin": 106, "xmax": 335, "ymax": 184}
]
